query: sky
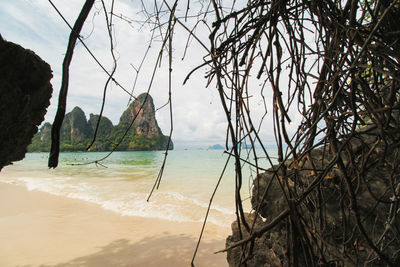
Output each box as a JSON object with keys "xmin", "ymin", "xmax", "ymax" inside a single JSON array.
[{"xmin": 0, "ymin": 0, "xmax": 304, "ymax": 149}]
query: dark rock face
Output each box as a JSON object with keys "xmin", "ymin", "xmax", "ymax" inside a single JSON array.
[
  {"xmin": 0, "ymin": 37, "xmax": 52, "ymax": 170},
  {"xmin": 226, "ymin": 213, "xmax": 283, "ymax": 267},
  {"xmin": 226, "ymin": 126, "xmax": 400, "ymax": 266}
]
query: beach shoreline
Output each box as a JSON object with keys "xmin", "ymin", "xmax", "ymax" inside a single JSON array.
[{"xmin": 0, "ymin": 182, "xmax": 229, "ymax": 267}]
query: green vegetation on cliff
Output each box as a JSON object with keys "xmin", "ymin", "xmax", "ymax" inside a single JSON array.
[{"xmin": 28, "ymin": 93, "xmax": 173, "ymax": 152}]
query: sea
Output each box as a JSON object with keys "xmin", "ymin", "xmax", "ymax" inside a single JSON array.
[{"xmin": 0, "ymin": 150, "xmax": 276, "ymax": 227}]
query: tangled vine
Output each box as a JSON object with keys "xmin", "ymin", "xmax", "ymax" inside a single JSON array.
[{"xmin": 50, "ymin": 0, "xmax": 400, "ymax": 266}]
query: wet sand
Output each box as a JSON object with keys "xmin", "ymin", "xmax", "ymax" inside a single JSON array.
[{"xmin": 0, "ymin": 182, "xmax": 229, "ymax": 267}]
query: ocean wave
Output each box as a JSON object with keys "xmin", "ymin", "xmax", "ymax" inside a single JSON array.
[
  {"xmin": 0, "ymin": 177, "xmax": 235, "ymax": 226},
  {"xmin": 156, "ymin": 191, "xmax": 234, "ymax": 215}
]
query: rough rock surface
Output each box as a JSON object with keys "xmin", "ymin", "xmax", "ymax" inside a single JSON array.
[
  {"xmin": 226, "ymin": 213, "xmax": 283, "ymax": 267},
  {"xmin": 29, "ymin": 93, "xmax": 173, "ymax": 151},
  {"xmin": 226, "ymin": 126, "xmax": 400, "ymax": 266},
  {"xmin": 61, "ymin": 106, "xmax": 92, "ymax": 143},
  {"xmin": 39, "ymin": 122, "xmax": 52, "ymax": 142},
  {"xmin": 30, "ymin": 108, "xmax": 114, "ymax": 152},
  {"xmin": 119, "ymin": 93, "xmax": 163, "ymax": 138},
  {"xmin": 88, "ymin": 113, "xmax": 113, "ymax": 138},
  {"xmin": 0, "ymin": 37, "xmax": 52, "ymax": 170},
  {"xmin": 117, "ymin": 93, "xmax": 173, "ymax": 150}
]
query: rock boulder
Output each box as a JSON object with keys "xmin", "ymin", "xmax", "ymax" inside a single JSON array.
[{"xmin": 0, "ymin": 37, "xmax": 52, "ymax": 169}]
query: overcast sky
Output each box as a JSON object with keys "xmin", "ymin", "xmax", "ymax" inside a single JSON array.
[{"xmin": 1, "ymin": 0, "xmax": 303, "ymax": 149}]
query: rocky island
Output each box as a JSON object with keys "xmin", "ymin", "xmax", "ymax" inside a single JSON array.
[{"xmin": 28, "ymin": 93, "xmax": 173, "ymax": 152}]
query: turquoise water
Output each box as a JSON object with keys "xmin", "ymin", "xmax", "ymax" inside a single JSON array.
[{"xmin": 0, "ymin": 150, "xmax": 275, "ymax": 226}]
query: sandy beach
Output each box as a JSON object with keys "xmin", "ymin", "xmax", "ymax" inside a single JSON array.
[{"xmin": 0, "ymin": 182, "xmax": 229, "ymax": 267}]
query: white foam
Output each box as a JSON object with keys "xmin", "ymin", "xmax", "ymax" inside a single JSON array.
[
  {"xmin": 157, "ymin": 191, "xmax": 233, "ymax": 215},
  {"xmin": 1, "ymin": 177, "xmax": 235, "ymax": 226}
]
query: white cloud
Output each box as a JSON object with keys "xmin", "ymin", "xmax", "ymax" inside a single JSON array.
[{"xmin": 1, "ymin": 1, "xmax": 304, "ymax": 149}]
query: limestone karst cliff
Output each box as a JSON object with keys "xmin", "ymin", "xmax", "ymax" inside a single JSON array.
[
  {"xmin": 60, "ymin": 106, "xmax": 92, "ymax": 144},
  {"xmin": 39, "ymin": 123, "xmax": 52, "ymax": 142},
  {"xmin": 88, "ymin": 113, "xmax": 113, "ymax": 138},
  {"xmin": 29, "ymin": 93, "xmax": 173, "ymax": 152},
  {"xmin": 119, "ymin": 93, "xmax": 163, "ymax": 138},
  {"xmin": 110, "ymin": 93, "xmax": 173, "ymax": 151}
]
